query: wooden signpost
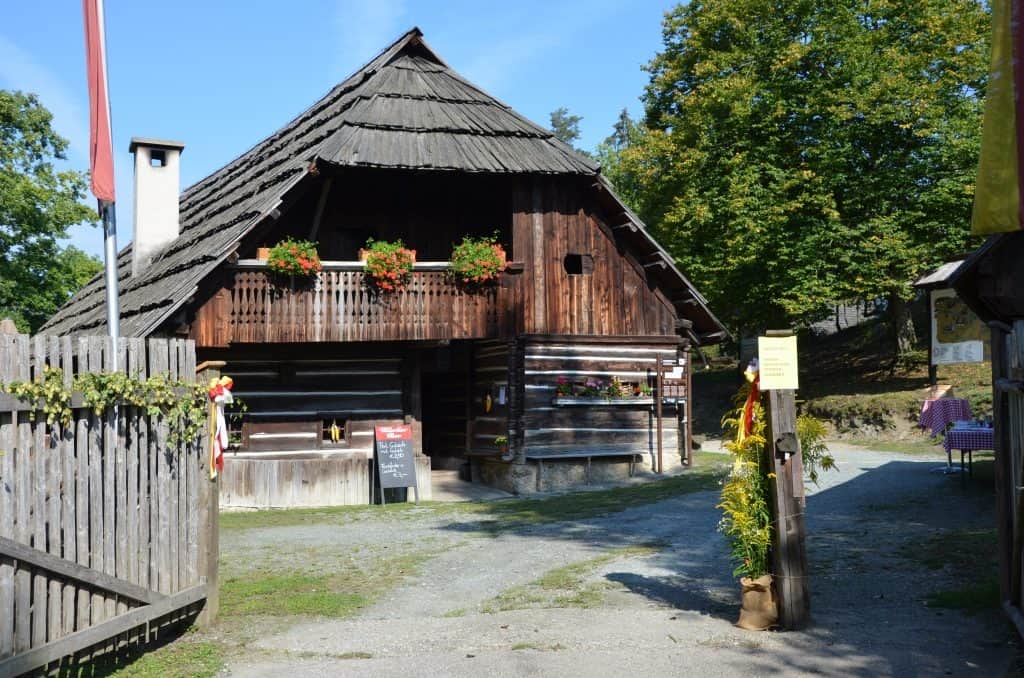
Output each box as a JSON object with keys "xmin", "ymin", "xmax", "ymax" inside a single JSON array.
[
  {"xmin": 373, "ymin": 424, "xmax": 418, "ymax": 504},
  {"xmin": 760, "ymin": 331, "xmax": 810, "ymax": 629}
]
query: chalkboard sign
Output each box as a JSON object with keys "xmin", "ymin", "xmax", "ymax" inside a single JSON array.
[{"xmin": 374, "ymin": 424, "xmax": 418, "ymax": 503}]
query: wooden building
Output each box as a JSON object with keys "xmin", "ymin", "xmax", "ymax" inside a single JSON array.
[
  {"xmin": 952, "ymin": 231, "xmax": 1024, "ymax": 632},
  {"xmin": 43, "ymin": 28, "xmax": 726, "ymax": 503}
]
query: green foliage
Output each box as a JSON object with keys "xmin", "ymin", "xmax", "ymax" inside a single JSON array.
[
  {"xmin": 448, "ymin": 233, "xmax": 506, "ymax": 284},
  {"xmin": 718, "ymin": 387, "xmax": 835, "ymax": 577},
  {"xmin": 718, "ymin": 387, "xmax": 773, "ymax": 578},
  {"xmin": 266, "ymin": 237, "xmax": 321, "ymax": 276},
  {"xmin": 549, "ymin": 106, "xmax": 583, "ymax": 146},
  {"xmin": 363, "ymin": 237, "xmax": 414, "ymax": 292},
  {"xmin": 0, "ymin": 90, "xmax": 100, "ymax": 332},
  {"xmin": 797, "ymin": 413, "xmax": 835, "ymax": 484},
  {"xmin": 609, "ymin": 1, "xmax": 990, "ymax": 332},
  {"xmin": 2, "ymin": 366, "xmax": 208, "ymax": 446}
]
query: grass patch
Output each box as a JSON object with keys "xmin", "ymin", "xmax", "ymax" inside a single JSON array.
[
  {"xmin": 220, "ymin": 550, "xmax": 433, "ymax": 619},
  {"xmin": 478, "ymin": 453, "xmax": 727, "ymax": 532},
  {"xmin": 221, "ymin": 452, "xmax": 728, "ymax": 533},
  {"xmin": 102, "ymin": 639, "xmax": 225, "ymax": 678},
  {"xmin": 899, "ymin": 528, "xmax": 997, "ymax": 572},
  {"xmin": 441, "ymin": 608, "xmax": 468, "ymax": 618},
  {"xmin": 926, "ymin": 578, "xmax": 1000, "ymax": 615},
  {"xmin": 483, "ymin": 543, "xmax": 664, "ymax": 613},
  {"xmin": 847, "ymin": 437, "xmax": 944, "ymax": 456}
]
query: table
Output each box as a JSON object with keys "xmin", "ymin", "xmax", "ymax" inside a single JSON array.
[
  {"xmin": 943, "ymin": 425, "xmax": 994, "ymax": 476},
  {"xmin": 919, "ymin": 398, "xmax": 972, "ymax": 437}
]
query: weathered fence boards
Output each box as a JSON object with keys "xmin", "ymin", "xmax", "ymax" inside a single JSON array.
[{"xmin": 0, "ymin": 335, "xmax": 212, "ymax": 676}]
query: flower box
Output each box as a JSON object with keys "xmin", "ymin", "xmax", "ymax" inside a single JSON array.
[{"xmin": 552, "ymin": 396, "xmax": 656, "ymax": 407}]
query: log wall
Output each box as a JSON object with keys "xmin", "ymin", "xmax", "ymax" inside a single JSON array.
[{"xmin": 512, "ymin": 335, "xmax": 685, "ymax": 466}]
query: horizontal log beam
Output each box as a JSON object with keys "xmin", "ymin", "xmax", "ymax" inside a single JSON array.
[{"xmin": 0, "ymin": 536, "xmax": 164, "ymax": 605}]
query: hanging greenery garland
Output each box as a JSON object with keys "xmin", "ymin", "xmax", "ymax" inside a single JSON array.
[{"xmin": 2, "ymin": 367, "xmax": 209, "ymax": 446}]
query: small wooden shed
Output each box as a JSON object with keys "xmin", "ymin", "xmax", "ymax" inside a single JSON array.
[
  {"xmin": 42, "ymin": 28, "xmax": 727, "ymax": 504},
  {"xmin": 952, "ymin": 231, "xmax": 1024, "ymax": 632}
]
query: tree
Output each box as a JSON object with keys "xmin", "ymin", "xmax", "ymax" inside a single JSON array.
[
  {"xmin": 595, "ymin": 108, "xmax": 645, "ymax": 208},
  {"xmin": 617, "ymin": 0, "xmax": 989, "ymax": 352},
  {"xmin": 0, "ymin": 90, "xmax": 99, "ymax": 332},
  {"xmin": 549, "ymin": 107, "xmax": 583, "ymax": 147}
]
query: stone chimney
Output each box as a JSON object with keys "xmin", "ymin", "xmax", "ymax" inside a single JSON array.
[{"xmin": 129, "ymin": 137, "xmax": 185, "ymax": 276}]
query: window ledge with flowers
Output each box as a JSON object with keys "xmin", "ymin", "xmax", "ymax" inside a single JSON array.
[{"xmin": 551, "ymin": 376, "xmax": 657, "ymax": 406}]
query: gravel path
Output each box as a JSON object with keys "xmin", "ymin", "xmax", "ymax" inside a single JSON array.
[{"xmin": 221, "ymin": 444, "xmax": 1015, "ymax": 677}]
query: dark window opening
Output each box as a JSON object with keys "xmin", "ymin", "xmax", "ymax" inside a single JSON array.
[
  {"xmin": 563, "ymin": 253, "xmax": 594, "ymax": 275},
  {"xmin": 150, "ymin": 149, "xmax": 167, "ymax": 167}
]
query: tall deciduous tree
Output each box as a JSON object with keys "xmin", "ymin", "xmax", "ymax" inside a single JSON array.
[
  {"xmin": 0, "ymin": 90, "xmax": 100, "ymax": 332},
  {"xmin": 617, "ymin": 0, "xmax": 989, "ymax": 350}
]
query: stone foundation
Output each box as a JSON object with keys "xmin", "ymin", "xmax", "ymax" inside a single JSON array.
[{"xmin": 473, "ymin": 456, "xmax": 642, "ymax": 494}]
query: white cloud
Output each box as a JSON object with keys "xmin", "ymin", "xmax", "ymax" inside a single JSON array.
[
  {"xmin": 333, "ymin": 0, "xmax": 408, "ymax": 76},
  {"xmin": 0, "ymin": 34, "xmax": 89, "ymax": 162}
]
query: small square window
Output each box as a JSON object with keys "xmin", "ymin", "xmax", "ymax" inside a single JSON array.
[
  {"xmin": 564, "ymin": 253, "xmax": 594, "ymax": 275},
  {"xmin": 150, "ymin": 149, "xmax": 167, "ymax": 167}
]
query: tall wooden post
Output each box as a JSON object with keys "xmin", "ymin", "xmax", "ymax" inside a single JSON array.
[
  {"xmin": 655, "ymin": 354, "xmax": 664, "ymax": 474},
  {"xmin": 765, "ymin": 386, "xmax": 810, "ymax": 629},
  {"xmin": 762, "ymin": 330, "xmax": 809, "ymax": 629},
  {"xmin": 195, "ymin": 360, "xmax": 224, "ymax": 627}
]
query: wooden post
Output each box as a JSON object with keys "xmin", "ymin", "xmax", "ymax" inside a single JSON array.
[
  {"xmin": 763, "ymin": 331, "xmax": 810, "ymax": 630},
  {"xmin": 684, "ymin": 345, "xmax": 693, "ymax": 467},
  {"xmin": 990, "ymin": 322, "xmax": 1013, "ymax": 604},
  {"xmin": 195, "ymin": 360, "xmax": 224, "ymax": 628},
  {"xmin": 656, "ymin": 354, "xmax": 664, "ymax": 474}
]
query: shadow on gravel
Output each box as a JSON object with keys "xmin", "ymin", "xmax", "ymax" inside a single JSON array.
[{"xmin": 436, "ymin": 456, "xmax": 1007, "ymax": 675}]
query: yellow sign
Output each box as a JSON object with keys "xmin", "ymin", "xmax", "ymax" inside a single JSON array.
[{"xmin": 758, "ymin": 335, "xmax": 799, "ymax": 390}]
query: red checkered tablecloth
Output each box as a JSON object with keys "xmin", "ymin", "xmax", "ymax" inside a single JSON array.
[
  {"xmin": 919, "ymin": 398, "xmax": 972, "ymax": 436},
  {"xmin": 943, "ymin": 426, "xmax": 994, "ymax": 454}
]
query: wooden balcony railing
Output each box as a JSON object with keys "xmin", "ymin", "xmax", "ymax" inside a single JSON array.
[{"xmin": 194, "ymin": 261, "xmax": 520, "ymax": 346}]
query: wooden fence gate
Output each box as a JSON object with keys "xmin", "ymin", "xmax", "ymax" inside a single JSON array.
[{"xmin": 0, "ymin": 334, "xmax": 217, "ymax": 676}]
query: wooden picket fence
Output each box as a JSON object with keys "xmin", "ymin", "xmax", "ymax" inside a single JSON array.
[{"xmin": 0, "ymin": 334, "xmax": 217, "ymax": 676}]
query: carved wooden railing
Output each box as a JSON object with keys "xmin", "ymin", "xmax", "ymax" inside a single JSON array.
[{"xmin": 195, "ymin": 262, "xmax": 518, "ymax": 345}]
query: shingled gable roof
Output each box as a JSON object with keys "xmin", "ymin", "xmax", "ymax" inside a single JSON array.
[{"xmin": 42, "ymin": 27, "xmax": 726, "ymax": 342}]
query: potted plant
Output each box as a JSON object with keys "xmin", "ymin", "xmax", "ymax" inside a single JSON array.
[
  {"xmin": 266, "ymin": 238, "xmax": 322, "ymax": 277},
  {"xmin": 718, "ymin": 374, "xmax": 835, "ymax": 631},
  {"xmin": 449, "ymin": 234, "xmax": 506, "ymax": 286},
  {"xmin": 363, "ymin": 238, "xmax": 415, "ymax": 292}
]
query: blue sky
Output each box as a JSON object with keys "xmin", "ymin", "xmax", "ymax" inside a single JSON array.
[{"xmin": 1, "ymin": 1, "xmax": 674, "ymax": 258}]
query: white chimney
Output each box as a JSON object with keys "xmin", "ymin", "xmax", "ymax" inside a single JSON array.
[{"xmin": 129, "ymin": 137, "xmax": 185, "ymax": 276}]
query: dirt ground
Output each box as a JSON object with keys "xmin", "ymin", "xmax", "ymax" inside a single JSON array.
[{"xmin": 215, "ymin": 444, "xmax": 1015, "ymax": 677}]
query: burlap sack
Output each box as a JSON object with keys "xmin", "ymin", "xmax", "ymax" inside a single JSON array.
[{"xmin": 736, "ymin": 574, "xmax": 778, "ymax": 630}]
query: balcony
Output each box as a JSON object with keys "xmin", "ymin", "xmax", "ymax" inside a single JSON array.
[{"xmin": 194, "ymin": 261, "xmax": 519, "ymax": 346}]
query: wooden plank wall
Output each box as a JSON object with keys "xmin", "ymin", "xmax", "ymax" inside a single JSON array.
[
  {"xmin": 218, "ymin": 453, "xmax": 431, "ymax": 508},
  {"xmin": 515, "ymin": 336, "xmax": 683, "ymax": 464},
  {"xmin": 467, "ymin": 341, "xmax": 512, "ymax": 456},
  {"xmin": 512, "ymin": 176, "xmax": 677, "ymax": 337},
  {"xmin": 0, "ymin": 335, "xmax": 208, "ymax": 667}
]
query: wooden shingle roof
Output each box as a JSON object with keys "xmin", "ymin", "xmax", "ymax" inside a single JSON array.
[{"xmin": 41, "ymin": 27, "xmax": 724, "ymax": 342}]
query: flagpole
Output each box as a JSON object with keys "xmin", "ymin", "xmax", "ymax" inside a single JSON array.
[
  {"xmin": 84, "ymin": 0, "xmax": 120, "ymax": 369},
  {"xmin": 100, "ymin": 199, "xmax": 120, "ymax": 353}
]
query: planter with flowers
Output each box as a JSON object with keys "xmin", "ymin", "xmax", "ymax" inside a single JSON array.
[
  {"xmin": 448, "ymin": 234, "xmax": 506, "ymax": 288},
  {"xmin": 551, "ymin": 375, "xmax": 656, "ymax": 406},
  {"xmin": 266, "ymin": 238, "xmax": 322, "ymax": 287},
  {"xmin": 362, "ymin": 238, "xmax": 416, "ymax": 293}
]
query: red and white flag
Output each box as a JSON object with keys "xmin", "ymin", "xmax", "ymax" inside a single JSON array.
[{"xmin": 82, "ymin": 0, "xmax": 115, "ymax": 202}]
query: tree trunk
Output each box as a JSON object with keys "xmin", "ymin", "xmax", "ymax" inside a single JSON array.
[{"xmin": 888, "ymin": 292, "xmax": 917, "ymax": 359}]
